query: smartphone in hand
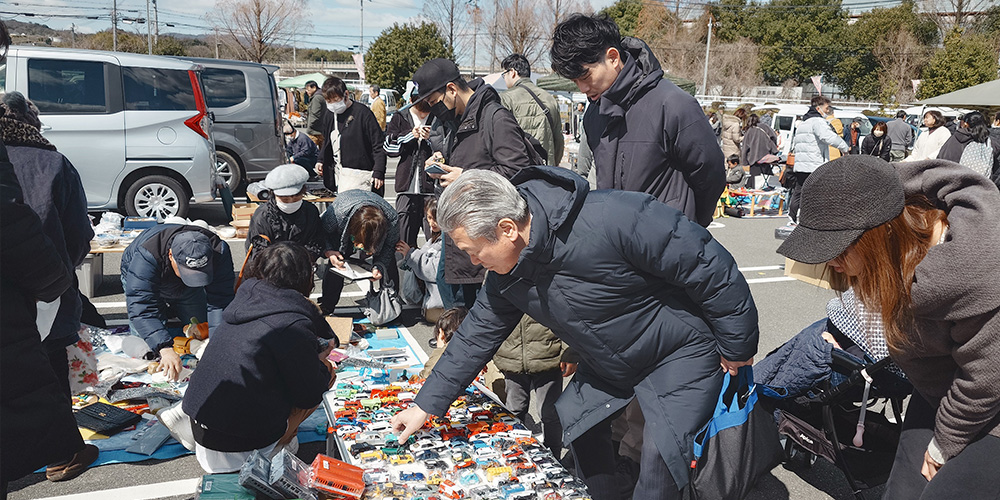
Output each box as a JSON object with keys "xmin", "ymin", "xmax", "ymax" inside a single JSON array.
[{"xmin": 425, "ymin": 163, "xmax": 447, "ymax": 175}]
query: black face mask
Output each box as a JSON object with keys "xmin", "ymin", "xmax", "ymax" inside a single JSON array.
[{"xmin": 429, "ymin": 93, "xmax": 457, "ymax": 124}]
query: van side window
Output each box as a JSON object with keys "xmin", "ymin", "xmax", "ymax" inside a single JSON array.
[
  {"xmin": 123, "ymin": 67, "xmax": 195, "ymax": 111},
  {"xmin": 28, "ymin": 59, "xmax": 108, "ymax": 114},
  {"xmin": 201, "ymin": 68, "xmax": 247, "ymax": 108}
]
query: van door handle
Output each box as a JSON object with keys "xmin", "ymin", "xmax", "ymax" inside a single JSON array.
[{"xmin": 41, "ymin": 125, "xmax": 52, "ymax": 131}]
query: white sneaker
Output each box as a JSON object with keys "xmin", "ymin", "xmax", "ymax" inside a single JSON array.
[{"xmin": 158, "ymin": 402, "xmax": 196, "ymax": 451}]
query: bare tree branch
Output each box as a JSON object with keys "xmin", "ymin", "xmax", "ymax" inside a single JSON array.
[{"xmin": 211, "ymin": 0, "xmax": 309, "ymax": 63}]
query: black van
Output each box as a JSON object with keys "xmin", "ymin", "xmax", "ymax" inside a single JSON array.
[{"xmin": 180, "ymin": 57, "xmax": 286, "ymax": 191}]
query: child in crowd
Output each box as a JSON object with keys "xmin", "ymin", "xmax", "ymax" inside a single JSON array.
[
  {"xmin": 725, "ymin": 154, "xmax": 744, "ymax": 187},
  {"xmin": 396, "ymin": 198, "xmax": 444, "ymax": 323},
  {"xmin": 419, "ymin": 307, "xmax": 468, "ymax": 378}
]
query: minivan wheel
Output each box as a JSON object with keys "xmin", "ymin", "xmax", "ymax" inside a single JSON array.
[
  {"xmin": 125, "ymin": 175, "xmax": 188, "ymax": 220},
  {"xmin": 215, "ymin": 151, "xmax": 244, "ymax": 192}
]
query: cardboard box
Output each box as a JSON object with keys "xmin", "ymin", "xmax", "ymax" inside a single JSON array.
[
  {"xmin": 784, "ymin": 258, "xmax": 833, "ymax": 289},
  {"xmin": 231, "ymin": 203, "xmax": 257, "ymax": 220},
  {"xmin": 326, "ymin": 316, "xmax": 354, "ymax": 346}
]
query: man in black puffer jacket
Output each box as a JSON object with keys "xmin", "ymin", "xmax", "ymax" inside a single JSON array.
[
  {"xmin": 551, "ymin": 14, "xmax": 725, "ymax": 228},
  {"xmin": 391, "ymin": 167, "xmax": 758, "ymax": 500}
]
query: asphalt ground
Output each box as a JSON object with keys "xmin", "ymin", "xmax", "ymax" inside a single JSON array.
[{"xmin": 8, "ymin": 158, "xmax": 866, "ymax": 500}]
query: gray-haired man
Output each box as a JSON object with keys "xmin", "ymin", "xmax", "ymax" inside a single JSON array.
[{"xmin": 390, "ymin": 167, "xmax": 758, "ymax": 500}]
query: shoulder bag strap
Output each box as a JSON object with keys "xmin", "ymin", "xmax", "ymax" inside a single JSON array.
[{"xmin": 520, "ymin": 85, "xmax": 560, "ymax": 142}]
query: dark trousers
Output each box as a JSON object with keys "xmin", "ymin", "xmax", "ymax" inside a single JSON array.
[
  {"xmin": 435, "ymin": 249, "xmax": 480, "ymax": 310},
  {"xmin": 320, "ymin": 255, "xmax": 400, "ymax": 314},
  {"xmin": 883, "ymin": 393, "xmax": 1000, "ymax": 499},
  {"xmin": 395, "ymin": 194, "xmax": 432, "ymax": 248},
  {"xmin": 503, "ymin": 369, "xmax": 563, "ymax": 454},
  {"xmin": 571, "ymin": 405, "xmax": 681, "ymax": 500},
  {"xmin": 292, "ymin": 157, "xmax": 318, "ymax": 181},
  {"xmin": 786, "ymin": 171, "xmax": 811, "ymax": 222},
  {"xmin": 43, "ymin": 337, "xmax": 87, "ymax": 465}
]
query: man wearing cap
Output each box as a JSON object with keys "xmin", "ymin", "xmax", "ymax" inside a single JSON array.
[
  {"xmin": 246, "ymin": 164, "xmax": 325, "ymax": 261},
  {"xmin": 283, "ymin": 123, "xmax": 319, "ymax": 179},
  {"xmin": 121, "ymin": 225, "xmax": 235, "ymax": 380},
  {"xmin": 410, "ymin": 57, "xmax": 540, "ymax": 309}
]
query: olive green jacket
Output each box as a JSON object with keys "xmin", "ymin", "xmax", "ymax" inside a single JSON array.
[
  {"xmin": 493, "ymin": 315, "xmax": 578, "ymax": 374},
  {"xmin": 501, "ymin": 79, "xmax": 564, "ymax": 167}
]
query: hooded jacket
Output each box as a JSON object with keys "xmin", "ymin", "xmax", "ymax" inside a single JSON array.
[
  {"xmin": 791, "ymin": 107, "xmax": 848, "ymax": 173},
  {"xmin": 415, "ymin": 166, "xmax": 759, "ymax": 487},
  {"xmin": 2, "ymin": 111, "xmax": 93, "ymax": 344},
  {"xmin": 892, "ymin": 160, "xmax": 1000, "ymax": 464},
  {"xmin": 1, "ymin": 150, "xmax": 85, "ymax": 481},
  {"xmin": 182, "ymin": 278, "xmax": 333, "ymax": 452},
  {"xmin": 320, "ymin": 189, "xmax": 399, "ymax": 282},
  {"xmin": 493, "ymin": 315, "xmax": 578, "ymax": 374},
  {"xmin": 440, "ymin": 78, "xmax": 535, "ymax": 284},
  {"xmin": 583, "ymin": 37, "xmax": 725, "ymax": 227},
  {"xmin": 501, "ymin": 78, "xmax": 565, "ymax": 167},
  {"xmin": 246, "ymin": 198, "xmax": 326, "ymax": 261},
  {"xmin": 121, "ymin": 224, "xmax": 235, "ymax": 352}
]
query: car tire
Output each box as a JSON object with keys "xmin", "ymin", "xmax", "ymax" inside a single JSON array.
[
  {"xmin": 215, "ymin": 150, "xmax": 244, "ymax": 193},
  {"xmin": 124, "ymin": 174, "xmax": 189, "ymax": 220}
]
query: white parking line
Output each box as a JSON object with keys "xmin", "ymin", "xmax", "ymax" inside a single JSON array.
[
  {"xmin": 745, "ymin": 276, "xmax": 797, "ymax": 284},
  {"xmin": 32, "ymin": 477, "xmax": 199, "ymax": 500}
]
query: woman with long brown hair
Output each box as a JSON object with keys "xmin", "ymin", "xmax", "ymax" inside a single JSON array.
[
  {"xmin": 778, "ymin": 155, "xmax": 1000, "ymax": 498},
  {"xmin": 905, "ymin": 110, "xmax": 951, "ymax": 162}
]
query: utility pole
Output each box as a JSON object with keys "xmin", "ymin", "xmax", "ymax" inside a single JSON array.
[
  {"xmin": 469, "ymin": 1, "xmax": 479, "ymax": 78},
  {"xmin": 71, "ymin": 23, "xmax": 76, "ymax": 48},
  {"xmin": 292, "ymin": 32, "xmax": 297, "ymax": 72},
  {"xmin": 701, "ymin": 14, "xmax": 714, "ymax": 96},
  {"xmin": 112, "ymin": 0, "xmax": 118, "ymax": 51},
  {"xmin": 360, "ymin": 0, "xmax": 370, "ymax": 53},
  {"xmin": 153, "ymin": 0, "xmax": 158, "ymax": 45},
  {"xmin": 146, "ymin": 0, "xmax": 153, "ymax": 54},
  {"xmin": 214, "ymin": 27, "xmax": 220, "ymax": 58},
  {"xmin": 490, "ymin": 0, "xmax": 498, "ymax": 72}
]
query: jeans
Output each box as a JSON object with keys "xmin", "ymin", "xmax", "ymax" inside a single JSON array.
[
  {"xmin": 503, "ymin": 369, "xmax": 564, "ymax": 453},
  {"xmin": 571, "ymin": 405, "xmax": 681, "ymax": 500},
  {"xmin": 883, "ymin": 393, "xmax": 1000, "ymax": 499}
]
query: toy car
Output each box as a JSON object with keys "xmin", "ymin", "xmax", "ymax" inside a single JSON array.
[
  {"xmin": 400, "ymin": 471, "xmax": 426, "ymax": 482},
  {"xmin": 458, "ymin": 470, "xmax": 481, "ymax": 486},
  {"xmin": 389, "ymin": 453, "xmax": 414, "ymax": 465},
  {"xmin": 424, "ymin": 459, "xmax": 449, "ymax": 471},
  {"xmin": 363, "ymin": 468, "xmax": 389, "ymax": 483},
  {"xmin": 439, "ymin": 480, "xmax": 465, "ymax": 500},
  {"xmin": 349, "ymin": 442, "xmax": 375, "ymax": 457},
  {"xmin": 415, "ymin": 450, "xmax": 440, "ymax": 461},
  {"xmin": 454, "ymin": 459, "xmax": 476, "ymax": 470}
]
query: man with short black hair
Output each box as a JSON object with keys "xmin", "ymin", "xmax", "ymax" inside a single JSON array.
[
  {"xmin": 500, "ymin": 53, "xmax": 564, "ymax": 167},
  {"xmin": 887, "ymin": 109, "xmax": 914, "ymax": 162},
  {"xmin": 304, "ymin": 80, "xmax": 326, "ymax": 146},
  {"xmin": 550, "ymin": 13, "xmax": 725, "ymax": 227},
  {"xmin": 410, "ymin": 58, "xmax": 540, "ymax": 310}
]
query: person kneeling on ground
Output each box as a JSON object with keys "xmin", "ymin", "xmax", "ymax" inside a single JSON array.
[
  {"xmin": 419, "ymin": 307, "xmax": 468, "ymax": 378},
  {"xmin": 182, "ymin": 242, "xmax": 337, "ymax": 473},
  {"xmin": 245, "ymin": 164, "xmax": 325, "ymax": 263}
]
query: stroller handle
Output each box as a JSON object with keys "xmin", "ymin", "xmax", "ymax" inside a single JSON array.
[{"xmin": 817, "ymin": 353, "xmax": 895, "ymax": 404}]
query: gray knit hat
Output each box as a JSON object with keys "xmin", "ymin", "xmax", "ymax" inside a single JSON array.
[{"xmin": 777, "ymin": 156, "xmax": 904, "ymax": 264}]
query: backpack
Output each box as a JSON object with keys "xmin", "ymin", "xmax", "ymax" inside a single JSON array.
[
  {"xmin": 480, "ymin": 100, "xmax": 547, "ymax": 165},
  {"xmin": 959, "ymin": 139, "xmax": 994, "ymax": 178}
]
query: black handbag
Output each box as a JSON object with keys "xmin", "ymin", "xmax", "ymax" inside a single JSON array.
[
  {"xmin": 75, "ymin": 402, "xmax": 142, "ymax": 435},
  {"xmin": 689, "ymin": 367, "xmax": 783, "ymax": 499}
]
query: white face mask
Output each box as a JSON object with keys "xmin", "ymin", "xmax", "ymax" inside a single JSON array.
[
  {"xmin": 873, "ymin": 131, "xmax": 884, "ymax": 137},
  {"xmin": 327, "ymin": 99, "xmax": 348, "ymax": 115},
  {"xmin": 275, "ymin": 199, "xmax": 303, "ymax": 214}
]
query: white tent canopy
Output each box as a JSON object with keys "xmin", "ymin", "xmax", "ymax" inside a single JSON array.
[{"xmin": 916, "ymin": 79, "xmax": 1000, "ymax": 107}]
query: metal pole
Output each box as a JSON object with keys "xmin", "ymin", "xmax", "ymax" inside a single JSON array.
[
  {"xmin": 360, "ymin": 0, "xmax": 364, "ymax": 54},
  {"xmin": 471, "ymin": 5, "xmax": 478, "ymax": 78},
  {"xmin": 215, "ymin": 28, "xmax": 220, "ymax": 58},
  {"xmin": 146, "ymin": 0, "xmax": 153, "ymax": 54},
  {"xmin": 71, "ymin": 23, "xmax": 76, "ymax": 47},
  {"xmin": 701, "ymin": 15, "xmax": 713, "ymax": 96},
  {"xmin": 112, "ymin": 0, "xmax": 118, "ymax": 51},
  {"xmin": 490, "ymin": 0, "xmax": 498, "ymax": 72},
  {"xmin": 153, "ymin": 0, "xmax": 158, "ymax": 45}
]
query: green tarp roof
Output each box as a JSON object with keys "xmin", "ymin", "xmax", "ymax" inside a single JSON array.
[{"xmin": 916, "ymin": 79, "xmax": 1000, "ymax": 107}]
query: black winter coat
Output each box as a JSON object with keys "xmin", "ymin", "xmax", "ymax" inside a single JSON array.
[
  {"xmin": 384, "ymin": 109, "xmax": 435, "ymax": 195},
  {"xmin": 183, "ymin": 278, "xmax": 333, "ymax": 452},
  {"xmin": 416, "ymin": 166, "xmax": 759, "ymax": 487},
  {"xmin": 318, "ymin": 101, "xmax": 387, "ymax": 189},
  {"xmin": 246, "ymin": 199, "xmax": 325, "ymax": 261},
  {"xmin": 583, "ymin": 37, "xmax": 725, "ymax": 227},
  {"xmin": 2, "ymin": 114, "xmax": 93, "ymax": 344},
  {"xmin": 438, "ymin": 79, "xmax": 536, "ymax": 284},
  {"xmin": 0, "ymin": 148, "xmax": 84, "ymax": 481},
  {"xmin": 860, "ymin": 133, "xmax": 892, "ymax": 161}
]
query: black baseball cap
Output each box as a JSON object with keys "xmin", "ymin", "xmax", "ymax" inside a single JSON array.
[
  {"xmin": 170, "ymin": 231, "xmax": 214, "ymax": 287},
  {"xmin": 777, "ymin": 156, "xmax": 904, "ymax": 264},
  {"xmin": 412, "ymin": 58, "xmax": 461, "ymax": 103}
]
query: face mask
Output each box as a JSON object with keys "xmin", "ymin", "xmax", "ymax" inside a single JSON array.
[
  {"xmin": 873, "ymin": 131, "xmax": 884, "ymax": 137},
  {"xmin": 275, "ymin": 199, "xmax": 302, "ymax": 214},
  {"xmin": 327, "ymin": 99, "xmax": 348, "ymax": 115},
  {"xmin": 429, "ymin": 92, "xmax": 457, "ymax": 124}
]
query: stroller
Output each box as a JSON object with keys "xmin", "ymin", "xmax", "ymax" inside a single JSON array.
[{"xmin": 755, "ymin": 290, "xmax": 912, "ymax": 499}]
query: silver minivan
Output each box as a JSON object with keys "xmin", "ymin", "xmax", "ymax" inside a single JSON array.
[{"xmin": 1, "ymin": 46, "xmax": 216, "ymax": 219}]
